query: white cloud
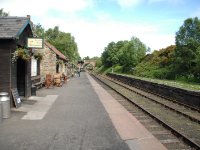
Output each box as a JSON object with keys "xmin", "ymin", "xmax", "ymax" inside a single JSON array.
[
  {"xmin": 2, "ymin": 0, "xmax": 93, "ymax": 17},
  {"xmin": 40, "ymin": 16, "xmax": 175, "ymax": 57},
  {"xmin": 1, "ymin": 0, "xmax": 175, "ymax": 57},
  {"xmin": 93, "ymin": 11, "xmax": 112, "ymax": 22}
]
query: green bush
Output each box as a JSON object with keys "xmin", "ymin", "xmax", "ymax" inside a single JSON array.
[
  {"xmin": 113, "ymin": 65, "xmax": 123, "ymax": 73},
  {"xmin": 95, "ymin": 65, "xmax": 112, "ymax": 75},
  {"xmin": 134, "ymin": 62, "xmax": 159, "ymax": 78},
  {"xmin": 153, "ymin": 68, "xmax": 170, "ymax": 79},
  {"xmin": 175, "ymin": 74, "xmax": 199, "ymax": 83}
]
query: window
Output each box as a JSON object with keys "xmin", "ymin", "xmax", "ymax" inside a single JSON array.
[
  {"xmin": 31, "ymin": 58, "xmax": 37, "ymax": 76},
  {"xmin": 56, "ymin": 64, "xmax": 59, "ymax": 73}
]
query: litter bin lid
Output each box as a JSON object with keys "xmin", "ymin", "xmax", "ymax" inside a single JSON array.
[{"xmin": 0, "ymin": 92, "xmax": 8, "ymax": 96}]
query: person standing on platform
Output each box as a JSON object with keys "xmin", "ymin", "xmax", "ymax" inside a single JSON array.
[{"xmin": 78, "ymin": 66, "xmax": 81, "ymax": 77}]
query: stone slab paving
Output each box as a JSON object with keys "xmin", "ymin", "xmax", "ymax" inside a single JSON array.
[
  {"xmin": 0, "ymin": 72, "xmax": 130, "ymax": 150},
  {"xmin": 87, "ymin": 73, "xmax": 167, "ymax": 150},
  {"xmin": 0, "ymin": 72, "xmax": 167, "ymax": 150},
  {"xmin": 12, "ymin": 95, "xmax": 58, "ymax": 120}
]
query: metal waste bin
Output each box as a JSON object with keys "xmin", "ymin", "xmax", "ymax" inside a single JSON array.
[
  {"xmin": 31, "ymin": 85, "xmax": 36, "ymax": 96},
  {"xmin": 0, "ymin": 92, "xmax": 10, "ymax": 118}
]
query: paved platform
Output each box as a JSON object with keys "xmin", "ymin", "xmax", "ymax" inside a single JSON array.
[{"xmin": 0, "ymin": 72, "xmax": 167, "ymax": 150}]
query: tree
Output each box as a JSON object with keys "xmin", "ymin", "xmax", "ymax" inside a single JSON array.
[
  {"xmin": 0, "ymin": 8, "xmax": 9, "ymax": 16},
  {"xmin": 174, "ymin": 17, "xmax": 200, "ymax": 77},
  {"xmin": 101, "ymin": 41, "xmax": 127, "ymax": 67},
  {"xmin": 101, "ymin": 48, "xmax": 111, "ymax": 67},
  {"xmin": 83, "ymin": 56, "xmax": 90, "ymax": 60},
  {"xmin": 134, "ymin": 45, "xmax": 176, "ymax": 79},
  {"xmin": 101, "ymin": 42, "xmax": 118, "ymax": 67},
  {"xmin": 95, "ymin": 57, "xmax": 102, "ymax": 68},
  {"xmin": 119, "ymin": 37, "xmax": 147, "ymax": 72},
  {"xmin": 101, "ymin": 37, "xmax": 147, "ymax": 72},
  {"xmin": 32, "ymin": 23, "xmax": 45, "ymax": 37},
  {"xmin": 45, "ymin": 26, "xmax": 80, "ymax": 62},
  {"xmin": 45, "ymin": 26, "xmax": 59, "ymax": 42}
]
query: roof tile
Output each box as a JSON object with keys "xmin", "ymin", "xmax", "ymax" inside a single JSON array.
[
  {"xmin": 0, "ymin": 17, "xmax": 30, "ymax": 39},
  {"xmin": 44, "ymin": 41, "xmax": 68, "ymax": 61}
]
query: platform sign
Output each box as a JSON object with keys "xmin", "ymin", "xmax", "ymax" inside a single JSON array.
[
  {"xmin": 11, "ymin": 88, "xmax": 21, "ymax": 108},
  {"xmin": 27, "ymin": 38, "xmax": 44, "ymax": 49}
]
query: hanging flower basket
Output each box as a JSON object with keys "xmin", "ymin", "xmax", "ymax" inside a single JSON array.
[
  {"xmin": 11, "ymin": 47, "xmax": 31, "ymax": 63},
  {"xmin": 33, "ymin": 53, "xmax": 43, "ymax": 60}
]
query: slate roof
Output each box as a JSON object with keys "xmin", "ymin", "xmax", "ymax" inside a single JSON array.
[
  {"xmin": 44, "ymin": 41, "xmax": 68, "ymax": 61},
  {"xmin": 0, "ymin": 17, "xmax": 31, "ymax": 39}
]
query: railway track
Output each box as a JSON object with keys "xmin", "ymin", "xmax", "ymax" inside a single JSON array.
[
  {"xmin": 104, "ymin": 75, "xmax": 200, "ymax": 123},
  {"xmin": 91, "ymin": 73, "xmax": 200, "ymax": 150}
]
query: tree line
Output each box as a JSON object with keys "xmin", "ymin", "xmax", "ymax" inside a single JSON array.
[
  {"xmin": 100, "ymin": 17, "xmax": 200, "ymax": 83},
  {"xmin": 101, "ymin": 37, "xmax": 147, "ymax": 72},
  {"xmin": 33, "ymin": 24, "xmax": 80, "ymax": 63},
  {"xmin": 0, "ymin": 8, "xmax": 8, "ymax": 16}
]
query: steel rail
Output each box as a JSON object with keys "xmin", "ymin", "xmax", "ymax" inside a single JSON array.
[
  {"xmin": 103, "ymin": 75, "xmax": 200, "ymax": 124},
  {"xmin": 92, "ymin": 73, "xmax": 200, "ymax": 150},
  {"xmin": 107, "ymin": 74, "xmax": 200, "ymax": 112}
]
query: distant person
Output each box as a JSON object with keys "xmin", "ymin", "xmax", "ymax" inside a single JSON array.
[{"xmin": 78, "ymin": 67, "xmax": 81, "ymax": 77}]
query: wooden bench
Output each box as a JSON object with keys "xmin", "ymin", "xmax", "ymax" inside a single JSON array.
[
  {"xmin": 45, "ymin": 74, "xmax": 54, "ymax": 88},
  {"xmin": 54, "ymin": 73, "xmax": 62, "ymax": 87},
  {"xmin": 31, "ymin": 75, "xmax": 45, "ymax": 89}
]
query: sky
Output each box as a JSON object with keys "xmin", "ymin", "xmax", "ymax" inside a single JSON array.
[{"xmin": 1, "ymin": 0, "xmax": 200, "ymax": 58}]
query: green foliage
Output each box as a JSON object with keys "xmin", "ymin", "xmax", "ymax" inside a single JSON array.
[
  {"xmin": 134, "ymin": 45, "xmax": 176, "ymax": 79},
  {"xmin": 119, "ymin": 37, "xmax": 147, "ymax": 71},
  {"xmin": 12, "ymin": 47, "xmax": 31, "ymax": 63},
  {"xmin": 95, "ymin": 65, "xmax": 111, "ymax": 75},
  {"xmin": 45, "ymin": 26, "xmax": 80, "ymax": 62},
  {"xmin": 153, "ymin": 67, "xmax": 172, "ymax": 79},
  {"xmin": 45, "ymin": 26, "xmax": 59, "ymax": 41},
  {"xmin": 32, "ymin": 25, "xmax": 80, "ymax": 62},
  {"xmin": 175, "ymin": 74, "xmax": 198, "ymax": 83},
  {"xmin": 32, "ymin": 23, "xmax": 45, "ymax": 37},
  {"xmin": 33, "ymin": 52, "xmax": 43, "ymax": 60},
  {"xmin": 84, "ymin": 56, "xmax": 90, "ymax": 60},
  {"xmin": 134, "ymin": 61, "xmax": 159, "ymax": 78},
  {"xmin": 99, "ymin": 17, "xmax": 200, "ymax": 84},
  {"xmin": 101, "ymin": 41, "xmax": 121, "ymax": 67},
  {"xmin": 95, "ymin": 57, "xmax": 102, "ymax": 68},
  {"xmin": 94, "ymin": 65, "xmax": 104, "ymax": 73},
  {"xmin": 101, "ymin": 37, "xmax": 147, "ymax": 73},
  {"xmin": 113, "ymin": 65, "xmax": 123, "ymax": 73},
  {"xmin": 174, "ymin": 17, "xmax": 200, "ymax": 77},
  {"xmin": 0, "ymin": 8, "xmax": 9, "ymax": 16}
]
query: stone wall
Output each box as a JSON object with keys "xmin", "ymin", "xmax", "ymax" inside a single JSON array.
[
  {"xmin": 107, "ymin": 73, "xmax": 200, "ymax": 110},
  {"xmin": 36, "ymin": 45, "xmax": 57, "ymax": 77}
]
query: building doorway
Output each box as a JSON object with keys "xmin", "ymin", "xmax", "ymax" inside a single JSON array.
[
  {"xmin": 17, "ymin": 58, "xmax": 26, "ymax": 96},
  {"xmin": 56, "ymin": 64, "xmax": 59, "ymax": 73}
]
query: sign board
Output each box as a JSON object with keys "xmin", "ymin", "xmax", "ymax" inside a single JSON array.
[
  {"xmin": 11, "ymin": 88, "xmax": 21, "ymax": 108},
  {"xmin": 27, "ymin": 38, "xmax": 44, "ymax": 49}
]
